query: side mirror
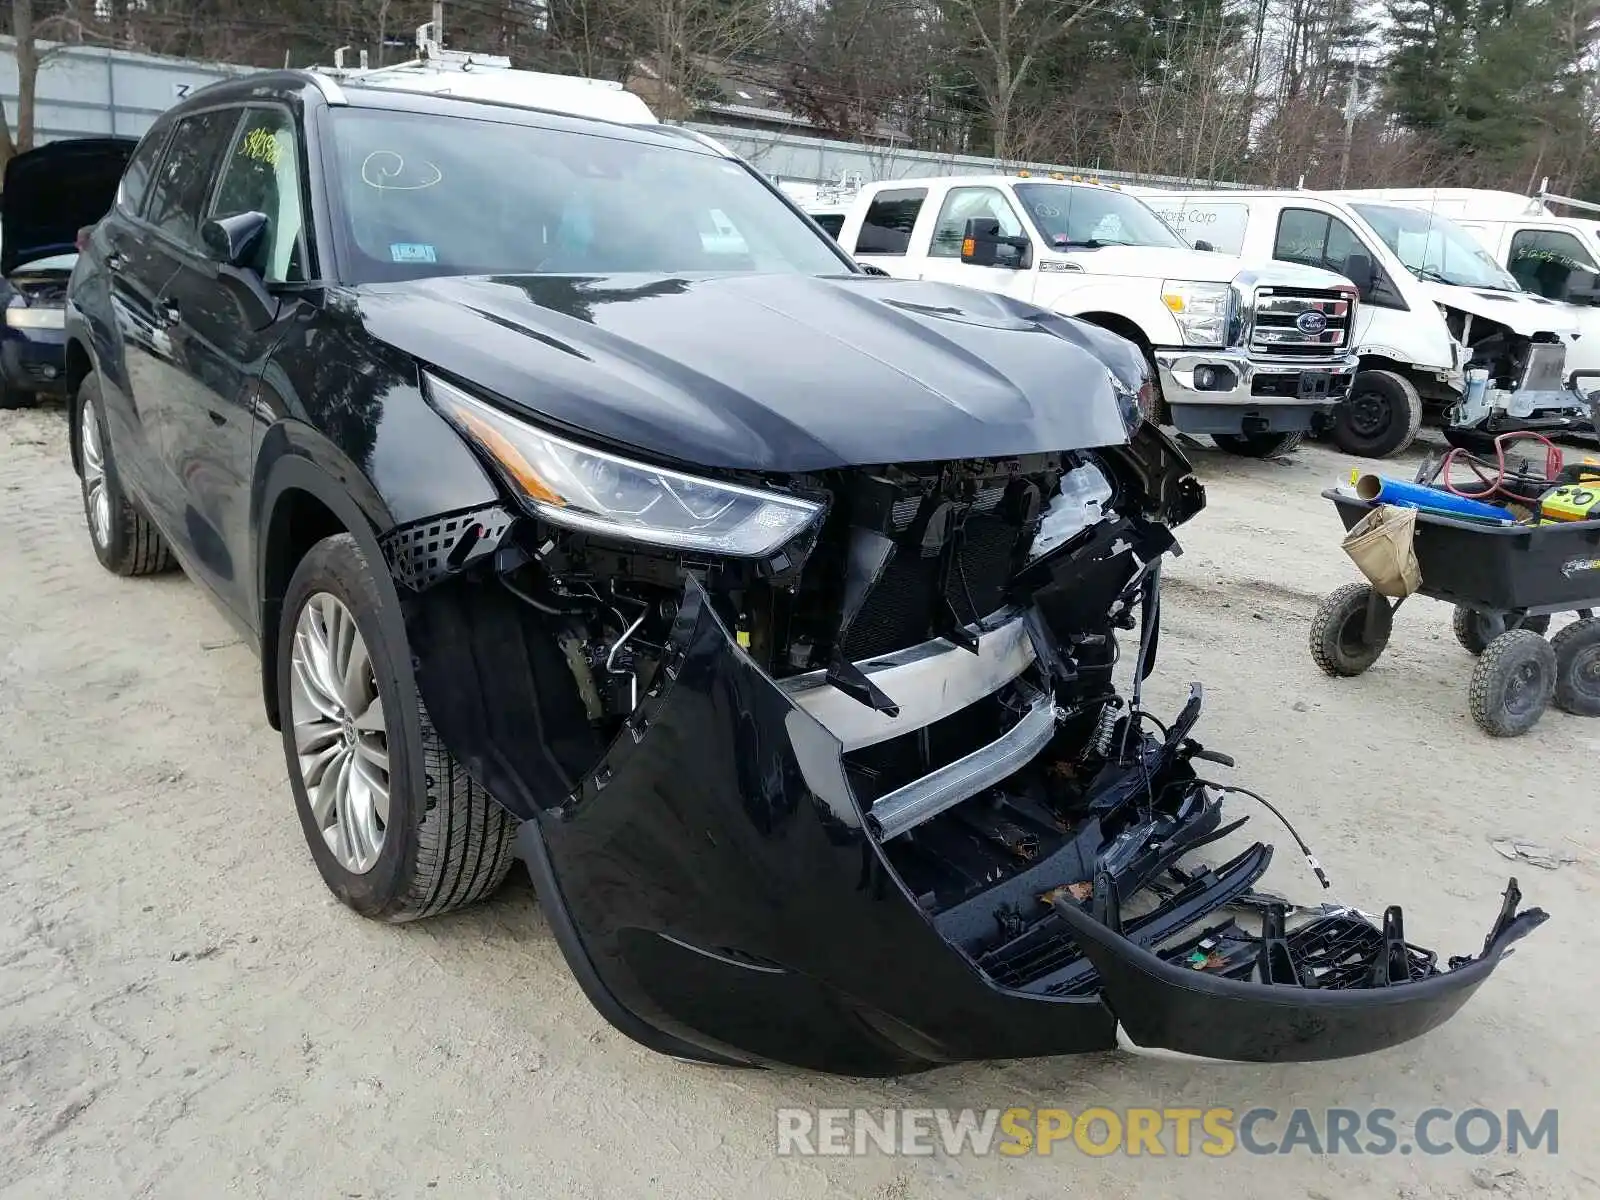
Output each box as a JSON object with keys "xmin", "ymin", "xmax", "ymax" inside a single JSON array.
[
  {"xmin": 1193, "ymin": 239, "xmax": 1214, "ymax": 252},
  {"xmin": 1341, "ymin": 251, "xmax": 1377, "ymax": 295},
  {"xmin": 960, "ymin": 217, "xmax": 1030, "ymax": 269},
  {"xmin": 201, "ymin": 211, "xmax": 269, "ymax": 271}
]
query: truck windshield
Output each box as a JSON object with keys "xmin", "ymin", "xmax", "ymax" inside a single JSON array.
[
  {"xmin": 1014, "ymin": 183, "xmax": 1188, "ymax": 250},
  {"xmin": 327, "ymin": 108, "xmax": 849, "ymax": 281},
  {"xmin": 1351, "ymin": 203, "xmax": 1520, "ymax": 292}
]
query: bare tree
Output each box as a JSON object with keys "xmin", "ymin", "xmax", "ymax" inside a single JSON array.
[{"xmin": 942, "ymin": 0, "xmax": 1092, "ymax": 160}]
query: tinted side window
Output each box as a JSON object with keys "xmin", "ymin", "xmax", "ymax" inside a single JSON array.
[
  {"xmin": 209, "ymin": 107, "xmax": 308, "ymax": 283},
  {"xmin": 117, "ymin": 126, "xmax": 170, "ymax": 217},
  {"xmin": 929, "ymin": 187, "xmax": 1024, "ymax": 258},
  {"xmin": 813, "ymin": 213, "xmax": 844, "ymax": 239},
  {"xmin": 856, "ymin": 189, "xmax": 926, "ymax": 255},
  {"xmin": 1274, "ymin": 208, "xmax": 1330, "ymax": 268},
  {"xmin": 1509, "ymin": 228, "xmax": 1598, "ymax": 298},
  {"xmin": 144, "ymin": 108, "xmax": 242, "ymax": 250}
]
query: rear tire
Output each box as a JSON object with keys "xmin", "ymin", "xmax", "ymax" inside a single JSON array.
[
  {"xmin": 1451, "ymin": 606, "xmax": 1550, "ymax": 656},
  {"xmin": 277, "ymin": 532, "xmax": 517, "ymax": 922},
  {"xmin": 1310, "ymin": 582, "xmax": 1391, "ymax": 677},
  {"xmin": 1331, "ymin": 369, "xmax": 1423, "ymax": 459},
  {"xmin": 1551, "ymin": 617, "xmax": 1600, "ymax": 717},
  {"xmin": 73, "ymin": 376, "xmax": 175, "ymax": 576},
  {"xmin": 1213, "ymin": 430, "xmax": 1305, "ymax": 459},
  {"xmin": 1468, "ymin": 629, "xmax": 1555, "ymax": 737}
]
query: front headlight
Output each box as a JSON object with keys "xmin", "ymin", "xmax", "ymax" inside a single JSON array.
[
  {"xmin": 5, "ymin": 304, "xmax": 64, "ymax": 330},
  {"xmin": 1160, "ymin": 280, "xmax": 1231, "ymax": 348},
  {"xmin": 427, "ymin": 373, "xmax": 824, "ymax": 558}
]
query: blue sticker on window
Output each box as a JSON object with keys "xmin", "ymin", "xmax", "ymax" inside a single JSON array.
[{"xmin": 390, "ymin": 243, "xmax": 437, "ymax": 263}]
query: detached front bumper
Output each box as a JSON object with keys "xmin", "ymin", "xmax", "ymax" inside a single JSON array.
[
  {"xmin": 1156, "ymin": 348, "xmax": 1356, "ymax": 436},
  {"xmin": 420, "ymin": 575, "xmax": 1545, "ymax": 1075}
]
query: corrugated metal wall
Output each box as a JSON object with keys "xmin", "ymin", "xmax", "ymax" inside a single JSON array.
[{"xmin": 0, "ymin": 35, "xmax": 256, "ymax": 146}]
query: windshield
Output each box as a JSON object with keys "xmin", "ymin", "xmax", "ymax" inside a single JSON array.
[
  {"xmin": 1014, "ymin": 183, "xmax": 1188, "ymax": 250},
  {"xmin": 327, "ymin": 109, "xmax": 848, "ymax": 282},
  {"xmin": 1351, "ymin": 203, "xmax": 1520, "ymax": 291}
]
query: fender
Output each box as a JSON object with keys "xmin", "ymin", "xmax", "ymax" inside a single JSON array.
[
  {"xmin": 1039, "ymin": 279, "xmax": 1183, "ymax": 349},
  {"xmin": 252, "ymin": 438, "xmax": 401, "ymax": 729}
]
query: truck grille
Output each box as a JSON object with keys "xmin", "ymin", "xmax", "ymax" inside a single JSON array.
[{"xmin": 1248, "ymin": 288, "xmax": 1352, "ymax": 358}]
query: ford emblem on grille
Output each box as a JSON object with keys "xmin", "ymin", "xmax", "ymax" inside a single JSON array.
[{"xmin": 1296, "ymin": 310, "xmax": 1329, "ymax": 335}]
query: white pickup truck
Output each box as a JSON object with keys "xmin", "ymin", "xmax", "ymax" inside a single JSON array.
[{"xmin": 822, "ymin": 174, "xmax": 1361, "ymax": 457}]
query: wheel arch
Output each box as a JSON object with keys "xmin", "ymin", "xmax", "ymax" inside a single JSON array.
[
  {"xmin": 1075, "ymin": 311, "xmax": 1155, "ymax": 354},
  {"xmin": 255, "ymin": 448, "xmax": 400, "ymax": 731},
  {"xmin": 64, "ymin": 336, "xmax": 95, "ymax": 475}
]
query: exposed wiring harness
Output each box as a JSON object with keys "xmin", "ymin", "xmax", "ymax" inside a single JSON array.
[{"xmin": 1198, "ymin": 781, "xmax": 1332, "ymax": 890}]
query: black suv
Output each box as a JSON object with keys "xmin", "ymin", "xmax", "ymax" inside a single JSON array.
[{"xmin": 64, "ymin": 71, "xmax": 1542, "ymax": 1075}]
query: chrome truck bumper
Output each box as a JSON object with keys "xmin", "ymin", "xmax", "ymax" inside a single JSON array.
[{"xmin": 1155, "ymin": 349, "xmax": 1359, "ymax": 436}]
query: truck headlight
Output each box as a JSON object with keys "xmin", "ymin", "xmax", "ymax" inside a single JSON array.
[
  {"xmin": 428, "ymin": 373, "xmax": 824, "ymax": 558},
  {"xmin": 5, "ymin": 304, "xmax": 64, "ymax": 330},
  {"xmin": 1160, "ymin": 281, "xmax": 1231, "ymax": 348}
]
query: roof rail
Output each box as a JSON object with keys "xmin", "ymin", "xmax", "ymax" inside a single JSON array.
[{"xmin": 306, "ymin": 71, "xmax": 349, "ymax": 106}]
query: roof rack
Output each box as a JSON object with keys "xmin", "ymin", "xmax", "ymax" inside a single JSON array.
[
  {"xmin": 1536, "ymin": 177, "xmax": 1600, "ymax": 217},
  {"xmin": 314, "ymin": 9, "xmax": 656, "ymax": 126}
]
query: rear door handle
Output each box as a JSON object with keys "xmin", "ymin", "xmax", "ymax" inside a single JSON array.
[
  {"xmin": 105, "ymin": 251, "xmax": 126, "ymax": 273},
  {"xmin": 159, "ymin": 299, "xmax": 181, "ymax": 328}
]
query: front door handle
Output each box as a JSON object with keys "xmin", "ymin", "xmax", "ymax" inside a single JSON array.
[
  {"xmin": 105, "ymin": 251, "xmax": 126, "ymax": 273},
  {"xmin": 159, "ymin": 299, "xmax": 181, "ymax": 328}
]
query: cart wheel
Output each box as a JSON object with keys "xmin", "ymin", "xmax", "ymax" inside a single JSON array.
[
  {"xmin": 1550, "ymin": 617, "xmax": 1600, "ymax": 717},
  {"xmin": 1468, "ymin": 629, "xmax": 1557, "ymax": 737},
  {"xmin": 1451, "ymin": 606, "xmax": 1550, "ymax": 656},
  {"xmin": 1310, "ymin": 582, "xmax": 1392, "ymax": 677}
]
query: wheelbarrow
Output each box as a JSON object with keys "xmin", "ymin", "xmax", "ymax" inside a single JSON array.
[{"xmin": 1311, "ymin": 488, "xmax": 1600, "ymax": 736}]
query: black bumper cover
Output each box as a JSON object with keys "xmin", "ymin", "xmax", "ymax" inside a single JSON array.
[{"xmin": 428, "ymin": 578, "xmax": 1549, "ymax": 1075}]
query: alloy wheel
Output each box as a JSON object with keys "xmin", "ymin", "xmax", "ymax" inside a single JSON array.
[
  {"xmin": 80, "ymin": 400, "xmax": 112, "ymax": 549},
  {"xmin": 288, "ymin": 592, "xmax": 391, "ymax": 874}
]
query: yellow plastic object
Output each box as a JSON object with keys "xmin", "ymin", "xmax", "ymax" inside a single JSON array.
[{"xmin": 1539, "ymin": 483, "xmax": 1600, "ymax": 523}]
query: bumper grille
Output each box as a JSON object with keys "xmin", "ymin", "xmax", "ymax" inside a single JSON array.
[
  {"xmin": 839, "ymin": 510, "xmax": 1028, "ymax": 662},
  {"xmin": 1249, "ymin": 287, "xmax": 1352, "ymax": 357}
]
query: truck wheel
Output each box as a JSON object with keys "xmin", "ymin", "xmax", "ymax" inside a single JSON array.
[
  {"xmin": 1451, "ymin": 606, "xmax": 1550, "ymax": 655},
  {"xmin": 277, "ymin": 533, "xmax": 517, "ymax": 922},
  {"xmin": 1212, "ymin": 431, "xmax": 1304, "ymax": 458},
  {"xmin": 1468, "ymin": 629, "xmax": 1556, "ymax": 737},
  {"xmin": 1551, "ymin": 617, "xmax": 1600, "ymax": 716},
  {"xmin": 73, "ymin": 376, "xmax": 176, "ymax": 577},
  {"xmin": 1310, "ymin": 581, "xmax": 1391, "ymax": 676},
  {"xmin": 1331, "ymin": 370, "xmax": 1422, "ymax": 458}
]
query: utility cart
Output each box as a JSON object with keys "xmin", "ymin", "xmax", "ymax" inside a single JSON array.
[{"xmin": 1311, "ymin": 487, "xmax": 1600, "ymax": 736}]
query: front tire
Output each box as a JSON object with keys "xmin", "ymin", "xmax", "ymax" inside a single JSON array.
[
  {"xmin": 1310, "ymin": 582, "xmax": 1392, "ymax": 676},
  {"xmin": 1331, "ymin": 369, "xmax": 1423, "ymax": 459},
  {"xmin": 277, "ymin": 533, "xmax": 516, "ymax": 922},
  {"xmin": 1551, "ymin": 617, "xmax": 1600, "ymax": 717},
  {"xmin": 1212, "ymin": 430, "xmax": 1304, "ymax": 459},
  {"xmin": 73, "ymin": 376, "xmax": 175, "ymax": 576}
]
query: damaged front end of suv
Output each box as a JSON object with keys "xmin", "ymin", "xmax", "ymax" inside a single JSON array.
[{"xmin": 378, "ymin": 280, "xmax": 1543, "ymax": 1076}]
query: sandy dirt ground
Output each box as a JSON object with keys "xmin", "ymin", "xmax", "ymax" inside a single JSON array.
[{"xmin": 2, "ymin": 401, "xmax": 1597, "ymax": 1200}]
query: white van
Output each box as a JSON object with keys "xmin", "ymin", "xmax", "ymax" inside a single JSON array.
[
  {"xmin": 1140, "ymin": 188, "xmax": 1590, "ymax": 457},
  {"xmin": 1329, "ymin": 187, "xmax": 1600, "ymax": 314},
  {"xmin": 827, "ymin": 174, "xmax": 1361, "ymax": 458}
]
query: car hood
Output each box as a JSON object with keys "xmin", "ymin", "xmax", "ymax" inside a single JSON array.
[
  {"xmin": 354, "ymin": 272, "xmax": 1142, "ymax": 472},
  {"xmin": 1419, "ymin": 279, "xmax": 1583, "ymax": 339},
  {"xmin": 1041, "ymin": 244, "xmax": 1353, "ymax": 290},
  {"xmin": 1, "ymin": 137, "xmax": 136, "ymax": 277}
]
